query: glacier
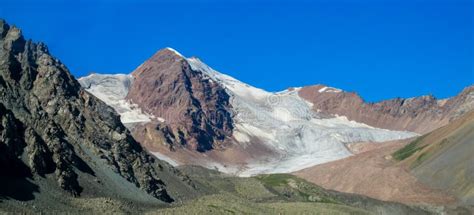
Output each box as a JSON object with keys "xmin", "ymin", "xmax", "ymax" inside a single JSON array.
[
  {"xmin": 79, "ymin": 51, "xmax": 418, "ymax": 176},
  {"xmin": 78, "ymin": 73, "xmax": 155, "ymax": 124},
  {"xmin": 187, "ymin": 57, "xmax": 418, "ymax": 176}
]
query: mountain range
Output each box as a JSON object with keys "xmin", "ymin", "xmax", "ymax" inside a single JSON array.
[
  {"xmin": 1, "ymin": 19, "xmax": 473, "ymax": 214},
  {"xmin": 79, "ymin": 48, "xmax": 473, "ymax": 176}
]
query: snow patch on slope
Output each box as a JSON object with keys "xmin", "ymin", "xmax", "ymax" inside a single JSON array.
[
  {"xmin": 319, "ymin": 86, "xmax": 342, "ymax": 93},
  {"xmin": 150, "ymin": 151, "xmax": 180, "ymax": 166},
  {"xmin": 187, "ymin": 57, "xmax": 418, "ymax": 176},
  {"xmin": 78, "ymin": 73, "xmax": 153, "ymax": 124},
  {"xmin": 164, "ymin": 47, "xmax": 184, "ymax": 57},
  {"xmin": 188, "ymin": 57, "xmax": 270, "ymax": 100}
]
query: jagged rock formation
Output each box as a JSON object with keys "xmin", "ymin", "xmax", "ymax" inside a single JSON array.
[
  {"xmin": 298, "ymin": 84, "xmax": 474, "ymax": 134},
  {"xmin": 125, "ymin": 48, "xmax": 234, "ymax": 152},
  {"xmin": 0, "ymin": 20, "xmax": 188, "ymax": 202}
]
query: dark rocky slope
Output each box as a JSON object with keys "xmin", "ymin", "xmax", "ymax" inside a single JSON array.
[{"xmin": 0, "ymin": 19, "xmax": 196, "ymax": 204}]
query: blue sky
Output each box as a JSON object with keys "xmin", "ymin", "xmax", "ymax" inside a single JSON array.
[{"xmin": 1, "ymin": 0, "xmax": 472, "ymax": 102}]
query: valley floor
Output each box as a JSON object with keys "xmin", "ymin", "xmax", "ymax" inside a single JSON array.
[
  {"xmin": 0, "ymin": 167, "xmax": 441, "ymax": 214},
  {"xmin": 294, "ymin": 139, "xmax": 457, "ymax": 205}
]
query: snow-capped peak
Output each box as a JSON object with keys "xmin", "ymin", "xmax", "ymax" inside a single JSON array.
[
  {"xmin": 80, "ymin": 49, "xmax": 419, "ymax": 176},
  {"xmin": 184, "ymin": 56, "xmax": 418, "ymax": 176},
  {"xmin": 163, "ymin": 47, "xmax": 184, "ymax": 57},
  {"xmin": 187, "ymin": 57, "xmax": 271, "ymax": 100}
]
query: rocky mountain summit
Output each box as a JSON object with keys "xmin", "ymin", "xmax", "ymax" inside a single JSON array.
[
  {"xmin": 0, "ymin": 20, "xmax": 195, "ymax": 203},
  {"xmin": 126, "ymin": 48, "xmax": 234, "ymax": 152}
]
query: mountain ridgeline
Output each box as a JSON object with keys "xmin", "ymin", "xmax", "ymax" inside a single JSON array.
[
  {"xmin": 0, "ymin": 19, "xmax": 198, "ymax": 204},
  {"xmin": 299, "ymin": 84, "xmax": 474, "ymax": 134},
  {"xmin": 79, "ymin": 46, "xmax": 473, "ymax": 177},
  {"xmin": 1, "ymin": 19, "xmax": 473, "ymax": 214}
]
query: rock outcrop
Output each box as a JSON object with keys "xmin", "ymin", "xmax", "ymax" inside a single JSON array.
[
  {"xmin": 0, "ymin": 20, "xmax": 182, "ymax": 202},
  {"xmin": 125, "ymin": 48, "xmax": 233, "ymax": 152},
  {"xmin": 298, "ymin": 84, "xmax": 474, "ymax": 134}
]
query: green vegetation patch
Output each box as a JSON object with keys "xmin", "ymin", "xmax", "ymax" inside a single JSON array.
[
  {"xmin": 254, "ymin": 174, "xmax": 340, "ymax": 204},
  {"xmin": 233, "ymin": 178, "xmax": 276, "ymax": 200},
  {"xmin": 392, "ymin": 135, "xmax": 428, "ymax": 161},
  {"xmin": 173, "ymin": 167, "xmax": 430, "ymax": 215},
  {"xmin": 255, "ymin": 174, "xmax": 294, "ymax": 186},
  {"xmin": 261, "ymin": 202, "xmax": 370, "ymax": 215},
  {"xmin": 406, "ymin": 151, "xmax": 431, "ymax": 169},
  {"xmin": 150, "ymin": 194, "xmax": 368, "ymax": 215}
]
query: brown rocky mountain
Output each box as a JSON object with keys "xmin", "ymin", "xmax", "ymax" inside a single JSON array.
[
  {"xmin": 0, "ymin": 20, "xmax": 197, "ymax": 204},
  {"xmin": 125, "ymin": 48, "xmax": 233, "ymax": 152},
  {"xmin": 298, "ymin": 84, "xmax": 474, "ymax": 134}
]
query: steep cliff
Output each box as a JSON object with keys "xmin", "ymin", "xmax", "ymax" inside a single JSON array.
[{"xmin": 0, "ymin": 20, "xmax": 195, "ymax": 204}]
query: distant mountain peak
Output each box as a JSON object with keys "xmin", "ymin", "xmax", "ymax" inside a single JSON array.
[
  {"xmin": 150, "ymin": 47, "xmax": 185, "ymax": 61},
  {"xmin": 163, "ymin": 47, "xmax": 183, "ymax": 56}
]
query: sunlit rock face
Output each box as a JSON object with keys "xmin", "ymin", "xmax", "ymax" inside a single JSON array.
[
  {"xmin": 298, "ymin": 84, "xmax": 474, "ymax": 134},
  {"xmin": 0, "ymin": 20, "xmax": 180, "ymax": 202}
]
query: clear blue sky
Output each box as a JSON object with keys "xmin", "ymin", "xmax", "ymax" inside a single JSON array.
[{"xmin": 1, "ymin": 0, "xmax": 473, "ymax": 102}]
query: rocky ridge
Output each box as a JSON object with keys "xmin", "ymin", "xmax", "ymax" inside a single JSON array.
[
  {"xmin": 0, "ymin": 19, "xmax": 192, "ymax": 202},
  {"xmin": 298, "ymin": 84, "xmax": 474, "ymax": 134}
]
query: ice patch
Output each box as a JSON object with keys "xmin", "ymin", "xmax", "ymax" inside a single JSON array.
[
  {"xmin": 150, "ymin": 151, "xmax": 180, "ymax": 166},
  {"xmin": 188, "ymin": 57, "xmax": 271, "ymax": 100},
  {"xmin": 164, "ymin": 47, "xmax": 184, "ymax": 57},
  {"xmin": 156, "ymin": 117, "xmax": 166, "ymax": 122},
  {"xmin": 235, "ymin": 123, "xmax": 276, "ymax": 142},
  {"xmin": 78, "ymin": 73, "xmax": 153, "ymax": 124},
  {"xmin": 233, "ymin": 130, "xmax": 250, "ymax": 143},
  {"xmin": 319, "ymin": 86, "xmax": 342, "ymax": 93},
  {"xmin": 318, "ymin": 86, "xmax": 328, "ymax": 93}
]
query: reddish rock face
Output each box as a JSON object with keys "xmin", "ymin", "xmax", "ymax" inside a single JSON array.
[
  {"xmin": 126, "ymin": 48, "xmax": 233, "ymax": 152},
  {"xmin": 298, "ymin": 85, "xmax": 474, "ymax": 134}
]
